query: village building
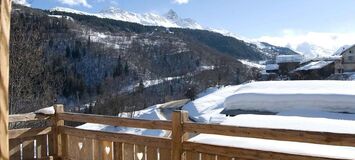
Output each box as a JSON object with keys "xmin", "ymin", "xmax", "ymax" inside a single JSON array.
[
  {"xmin": 290, "ymin": 60, "xmax": 335, "ymax": 80},
  {"xmin": 275, "ymin": 55, "xmax": 303, "ymax": 75},
  {"xmin": 334, "ymin": 44, "xmax": 355, "ymax": 73}
]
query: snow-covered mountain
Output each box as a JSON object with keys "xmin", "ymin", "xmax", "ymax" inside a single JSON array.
[{"xmin": 50, "ymin": 6, "xmax": 299, "ymax": 60}]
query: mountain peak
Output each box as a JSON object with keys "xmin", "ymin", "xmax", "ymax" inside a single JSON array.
[
  {"xmin": 164, "ymin": 9, "xmax": 179, "ymax": 20},
  {"xmin": 99, "ymin": 6, "xmax": 125, "ymax": 14}
]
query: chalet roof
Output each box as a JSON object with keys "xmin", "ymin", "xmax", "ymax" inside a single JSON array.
[
  {"xmin": 334, "ymin": 44, "xmax": 355, "ymax": 56},
  {"xmin": 265, "ymin": 64, "xmax": 279, "ymax": 71},
  {"xmin": 276, "ymin": 55, "xmax": 303, "ymax": 64},
  {"xmin": 293, "ymin": 60, "xmax": 333, "ymax": 72}
]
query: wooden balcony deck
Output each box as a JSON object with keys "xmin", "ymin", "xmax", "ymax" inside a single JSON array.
[{"xmin": 7, "ymin": 104, "xmax": 355, "ymax": 160}]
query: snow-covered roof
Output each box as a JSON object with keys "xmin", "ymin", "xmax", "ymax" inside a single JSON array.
[
  {"xmin": 276, "ymin": 55, "xmax": 303, "ymax": 64},
  {"xmin": 265, "ymin": 64, "xmax": 279, "ymax": 71},
  {"xmin": 293, "ymin": 60, "xmax": 333, "ymax": 71},
  {"xmin": 189, "ymin": 114, "xmax": 355, "ymax": 159},
  {"xmin": 224, "ymin": 81, "xmax": 355, "ymax": 114},
  {"xmin": 334, "ymin": 44, "xmax": 355, "ymax": 56}
]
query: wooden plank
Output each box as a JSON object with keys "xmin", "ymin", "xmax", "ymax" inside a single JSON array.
[
  {"xmin": 9, "ymin": 113, "xmax": 51, "ymax": 123},
  {"xmin": 0, "ymin": 0, "xmax": 11, "ymax": 159},
  {"xmin": 146, "ymin": 147, "xmax": 157, "ymax": 160},
  {"xmin": 184, "ymin": 122, "xmax": 355, "ymax": 147},
  {"xmin": 114, "ymin": 142, "xmax": 123, "ymax": 160},
  {"xmin": 100, "ymin": 141, "xmax": 113, "ymax": 160},
  {"xmin": 9, "ymin": 139, "xmax": 21, "ymax": 160},
  {"xmin": 54, "ymin": 105, "xmax": 64, "ymax": 158},
  {"xmin": 201, "ymin": 153, "xmax": 216, "ymax": 160},
  {"xmin": 134, "ymin": 145, "xmax": 145, "ymax": 160},
  {"xmin": 9, "ymin": 127, "xmax": 52, "ymax": 139},
  {"xmin": 171, "ymin": 111, "xmax": 189, "ymax": 160},
  {"xmin": 217, "ymin": 156, "xmax": 232, "ymax": 160},
  {"xmin": 159, "ymin": 148, "xmax": 171, "ymax": 160},
  {"xmin": 123, "ymin": 143, "xmax": 134, "ymax": 160},
  {"xmin": 59, "ymin": 126, "xmax": 171, "ymax": 149},
  {"xmin": 67, "ymin": 135, "xmax": 81, "ymax": 160},
  {"xmin": 58, "ymin": 112, "xmax": 172, "ymax": 130},
  {"xmin": 183, "ymin": 142, "xmax": 335, "ymax": 160},
  {"xmin": 185, "ymin": 151, "xmax": 199, "ymax": 160},
  {"xmin": 22, "ymin": 139, "xmax": 35, "ymax": 159},
  {"xmin": 36, "ymin": 135, "xmax": 48, "ymax": 159},
  {"xmin": 48, "ymin": 134, "xmax": 55, "ymax": 157}
]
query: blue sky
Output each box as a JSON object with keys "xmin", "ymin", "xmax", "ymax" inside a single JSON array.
[{"xmin": 26, "ymin": 0, "xmax": 355, "ymax": 39}]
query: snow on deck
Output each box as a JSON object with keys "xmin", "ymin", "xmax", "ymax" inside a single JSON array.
[
  {"xmin": 183, "ymin": 85, "xmax": 241, "ymax": 123},
  {"xmin": 294, "ymin": 61, "xmax": 333, "ymax": 71},
  {"xmin": 78, "ymin": 104, "xmax": 169, "ymax": 137},
  {"xmin": 224, "ymin": 81, "xmax": 355, "ymax": 113},
  {"xmin": 189, "ymin": 114, "xmax": 355, "ymax": 159}
]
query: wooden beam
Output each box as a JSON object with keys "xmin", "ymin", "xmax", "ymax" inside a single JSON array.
[
  {"xmin": 183, "ymin": 142, "xmax": 335, "ymax": 160},
  {"xmin": 58, "ymin": 112, "xmax": 172, "ymax": 130},
  {"xmin": 9, "ymin": 113, "xmax": 51, "ymax": 123},
  {"xmin": 59, "ymin": 126, "xmax": 171, "ymax": 149},
  {"xmin": 0, "ymin": 0, "xmax": 11, "ymax": 159},
  {"xmin": 8, "ymin": 127, "xmax": 52, "ymax": 139},
  {"xmin": 184, "ymin": 122, "xmax": 355, "ymax": 147}
]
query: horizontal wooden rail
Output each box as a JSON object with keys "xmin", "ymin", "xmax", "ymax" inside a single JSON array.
[
  {"xmin": 183, "ymin": 141, "xmax": 335, "ymax": 160},
  {"xmin": 9, "ymin": 127, "xmax": 52, "ymax": 139},
  {"xmin": 58, "ymin": 112, "xmax": 172, "ymax": 130},
  {"xmin": 183, "ymin": 122, "xmax": 355, "ymax": 147},
  {"xmin": 9, "ymin": 113, "xmax": 51, "ymax": 123},
  {"xmin": 59, "ymin": 126, "xmax": 171, "ymax": 148}
]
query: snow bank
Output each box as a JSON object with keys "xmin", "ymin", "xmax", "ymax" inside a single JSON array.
[
  {"xmin": 189, "ymin": 114, "xmax": 355, "ymax": 159},
  {"xmin": 78, "ymin": 105, "xmax": 169, "ymax": 137},
  {"xmin": 183, "ymin": 86, "xmax": 241, "ymax": 123},
  {"xmin": 224, "ymin": 81, "xmax": 355, "ymax": 113}
]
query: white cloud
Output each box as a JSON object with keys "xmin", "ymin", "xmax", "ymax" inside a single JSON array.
[
  {"xmin": 58, "ymin": 0, "xmax": 92, "ymax": 8},
  {"xmin": 173, "ymin": 0, "xmax": 189, "ymax": 5},
  {"xmin": 255, "ymin": 29, "xmax": 355, "ymax": 58},
  {"xmin": 13, "ymin": 0, "xmax": 31, "ymax": 7}
]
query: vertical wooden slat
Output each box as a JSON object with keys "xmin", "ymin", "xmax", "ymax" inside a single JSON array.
[
  {"xmin": 146, "ymin": 147, "xmax": 157, "ymax": 160},
  {"xmin": 82, "ymin": 138, "xmax": 94, "ymax": 160},
  {"xmin": 36, "ymin": 135, "xmax": 48, "ymax": 159},
  {"xmin": 93, "ymin": 140, "xmax": 100, "ymax": 160},
  {"xmin": 100, "ymin": 141, "xmax": 113, "ymax": 160},
  {"xmin": 123, "ymin": 143, "xmax": 134, "ymax": 160},
  {"xmin": 114, "ymin": 142, "xmax": 123, "ymax": 160},
  {"xmin": 159, "ymin": 148, "xmax": 171, "ymax": 160},
  {"xmin": 67, "ymin": 135, "xmax": 80, "ymax": 160},
  {"xmin": 185, "ymin": 151, "xmax": 199, "ymax": 160},
  {"xmin": 48, "ymin": 134, "xmax": 55, "ymax": 157},
  {"xmin": 9, "ymin": 139, "xmax": 21, "ymax": 160},
  {"xmin": 134, "ymin": 145, "xmax": 145, "ymax": 160},
  {"xmin": 0, "ymin": 0, "xmax": 11, "ymax": 159},
  {"xmin": 201, "ymin": 153, "xmax": 216, "ymax": 160},
  {"xmin": 171, "ymin": 111, "xmax": 189, "ymax": 160},
  {"xmin": 217, "ymin": 156, "xmax": 232, "ymax": 160},
  {"xmin": 22, "ymin": 139, "xmax": 35, "ymax": 159}
]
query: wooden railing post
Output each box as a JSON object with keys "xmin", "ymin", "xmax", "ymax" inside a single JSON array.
[
  {"xmin": 53, "ymin": 104, "xmax": 65, "ymax": 159},
  {"xmin": 171, "ymin": 110, "xmax": 189, "ymax": 160},
  {"xmin": 0, "ymin": 0, "xmax": 11, "ymax": 160}
]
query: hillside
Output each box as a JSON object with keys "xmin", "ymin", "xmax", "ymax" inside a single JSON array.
[{"xmin": 9, "ymin": 4, "xmax": 292, "ymax": 115}]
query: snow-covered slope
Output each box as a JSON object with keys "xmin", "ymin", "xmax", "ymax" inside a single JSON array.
[{"xmin": 49, "ymin": 6, "xmax": 298, "ymax": 60}]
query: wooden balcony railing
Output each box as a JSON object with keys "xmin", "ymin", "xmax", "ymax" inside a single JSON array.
[{"xmin": 8, "ymin": 104, "xmax": 355, "ymax": 160}]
